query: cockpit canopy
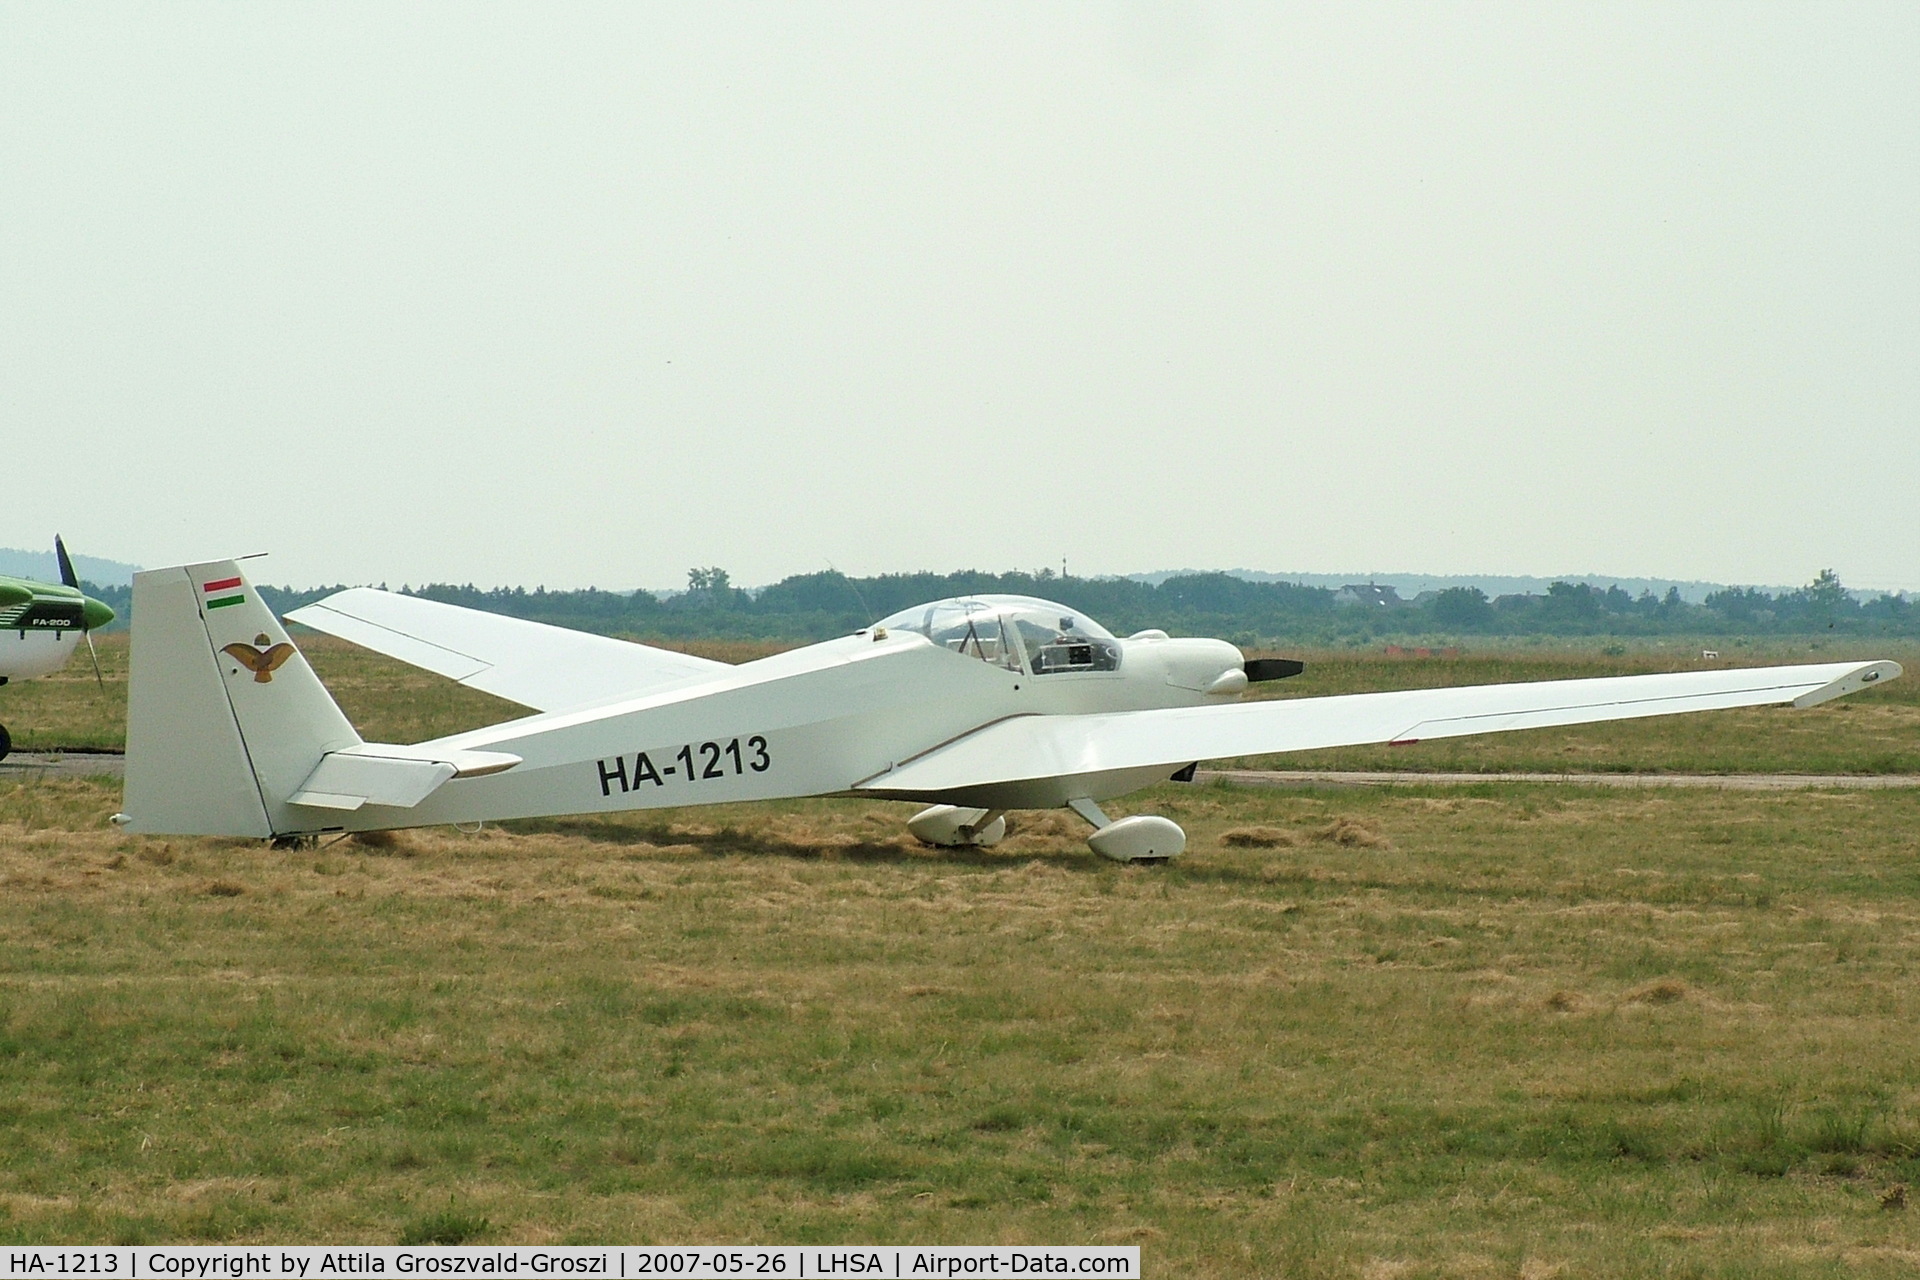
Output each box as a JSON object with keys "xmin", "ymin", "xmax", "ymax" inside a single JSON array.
[{"xmin": 875, "ymin": 595, "xmax": 1122, "ymax": 675}]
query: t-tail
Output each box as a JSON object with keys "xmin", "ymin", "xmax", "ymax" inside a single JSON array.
[{"xmin": 118, "ymin": 559, "xmax": 518, "ymax": 838}]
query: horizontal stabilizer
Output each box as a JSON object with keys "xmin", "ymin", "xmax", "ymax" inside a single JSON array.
[
  {"xmin": 288, "ymin": 588, "xmax": 728, "ymax": 712},
  {"xmin": 289, "ymin": 744, "xmax": 521, "ymax": 811}
]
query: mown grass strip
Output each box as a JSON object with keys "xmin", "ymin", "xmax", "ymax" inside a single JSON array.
[{"xmin": 2, "ymin": 776, "xmax": 1918, "ymax": 1273}]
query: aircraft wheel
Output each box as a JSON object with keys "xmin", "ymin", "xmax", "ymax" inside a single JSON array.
[
  {"xmin": 907, "ymin": 805, "xmax": 1007, "ymax": 848},
  {"xmin": 1086, "ymin": 815, "xmax": 1187, "ymax": 863},
  {"xmin": 0, "ymin": 722, "xmax": 10, "ymax": 763}
]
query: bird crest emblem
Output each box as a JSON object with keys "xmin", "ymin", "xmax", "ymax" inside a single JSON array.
[{"xmin": 223, "ymin": 634, "xmax": 296, "ymax": 683}]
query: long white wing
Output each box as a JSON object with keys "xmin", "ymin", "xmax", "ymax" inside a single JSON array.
[
  {"xmin": 856, "ymin": 660, "xmax": 1901, "ymax": 805},
  {"xmin": 286, "ymin": 588, "xmax": 727, "ymax": 712}
]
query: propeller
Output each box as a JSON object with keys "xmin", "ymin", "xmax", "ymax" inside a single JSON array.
[
  {"xmin": 55, "ymin": 535, "xmax": 78, "ymax": 592},
  {"xmin": 55, "ymin": 534, "xmax": 106, "ymax": 690},
  {"xmin": 1244, "ymin": 658, "xmax": 1305, "ymax": 683}
]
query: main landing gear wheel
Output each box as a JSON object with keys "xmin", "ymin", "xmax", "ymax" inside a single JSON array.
[
  {"xmin": 0, "ymin": 722, "xmax": 11, "ymax": 763},
  {"xmin": 1069, "ymin": 798, "xmax": 1186, "ymax": 864},
  {"xmin": 907, "ymin": 805, "xmax": 1007, "ymax": 847}
]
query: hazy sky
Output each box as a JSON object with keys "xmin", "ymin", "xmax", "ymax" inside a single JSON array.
[{"xmin": 4, "ymin": 4, "xmax": 1915, "ymax": 591}]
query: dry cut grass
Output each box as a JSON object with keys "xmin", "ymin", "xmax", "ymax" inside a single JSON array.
[{"xmin": 2, "ymin": 772, "xmax": 1920, "ymax": 1275}]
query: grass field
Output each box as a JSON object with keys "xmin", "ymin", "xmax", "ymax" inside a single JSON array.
[
  {"xmin": 3, "ymin": 774, "xmax": 1919, "ymax": 1270},
  {"xmin": 3, "ymin": 631, "xmax": 1919, "ymax": 1269}
]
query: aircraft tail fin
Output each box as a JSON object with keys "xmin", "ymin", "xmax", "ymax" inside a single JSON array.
[{"xmin": 122, "ymin": 559, "xmax": 363, "ymax": 837}]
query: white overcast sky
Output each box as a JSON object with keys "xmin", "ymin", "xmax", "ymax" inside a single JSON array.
[{"xmin": 3, "ymin": 4, "xmax": 1916, "ymax": 591}]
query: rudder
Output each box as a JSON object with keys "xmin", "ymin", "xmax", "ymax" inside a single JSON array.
[{"xmin": 122, "ymin": 559, "xmax": 362, "ymax": 837}]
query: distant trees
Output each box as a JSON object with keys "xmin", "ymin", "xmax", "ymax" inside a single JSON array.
[
  {"xmin": 1701, "ymin": 587, "xmax": 1762, "ymax": 623},
  {"xmin": 1541, "ymin": 581, "xmax": 1603, "ymax": 624},
  {"xmin": 682, "ymin": 567, "xmax": 745, "ymax": 611},
  {"xmin": 1799, "ymin": 568, "xmax": 1849, "ymax": 609},
  {"xmin": 1428, "ymin": 586, "xmax": 1492, "ymax": 629},
  {"xmin": 226, "ymin": 565, "xmax": 1920, "ymax": 646},
  {"xmin": 1409, "ymin": 569, "xmax": 1903, "ymax": 640},
  {"xmin": 1782, "ymin": 568, "xmax": 1853, "ymax": 627}
]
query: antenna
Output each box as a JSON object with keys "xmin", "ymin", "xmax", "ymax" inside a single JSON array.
[{"xmin": 829, "ymin": 563, "xmax": 875, "ymax": 626}]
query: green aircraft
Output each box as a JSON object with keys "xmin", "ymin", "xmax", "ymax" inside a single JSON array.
[{"xmin": 0, "ymin": 537, "xmax": 117, "ymax": 761}]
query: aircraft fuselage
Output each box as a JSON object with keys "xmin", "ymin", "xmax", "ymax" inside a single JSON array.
[{"xmin": 269, "ymin": 629, "xmax": 1243, "ymax": 834}]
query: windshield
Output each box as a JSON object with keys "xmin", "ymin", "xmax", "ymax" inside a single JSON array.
[
  {"xmin": 875, "ymin": 595, "xmax": 1121, "ymax": 675},
  {"xmin": 876, "ymin": 598, "xmax": 1023, "ymax": 671}
]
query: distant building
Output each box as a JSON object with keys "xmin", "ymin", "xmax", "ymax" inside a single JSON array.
[{"xmin": 1334, "ymin": 582, "xmax": 1404, "ymax": 609}]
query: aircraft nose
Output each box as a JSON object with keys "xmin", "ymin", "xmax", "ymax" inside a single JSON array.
[
  {"xmin": 1152, "ymin": 640, "xmax": 1305, "ymax": 696},
  {"xmin": 1158, "ymin": 638, "xmax": 1248, "ymax": 693},
  {"xmin": 1203, "ymin": 667, "xmax": 1249, "ymax": 696}
]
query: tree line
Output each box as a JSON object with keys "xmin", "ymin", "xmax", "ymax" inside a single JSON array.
[{"xmin": 200, "ymin": 566, "xmax": 1913, "ymax": 644}]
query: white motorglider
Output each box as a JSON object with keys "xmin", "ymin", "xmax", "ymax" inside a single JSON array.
[{"xmin": 119, "ymin": 558, "xmax": 1901, "ymax": 861}]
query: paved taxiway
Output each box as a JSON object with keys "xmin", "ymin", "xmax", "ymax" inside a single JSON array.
[
  {"xmin": 1198, "ymin": 769, "xmax": 1920, "ymax": 790},
  {"xmin": 1, "ymin": 752, "xmax": 128, "ymax": 779}
]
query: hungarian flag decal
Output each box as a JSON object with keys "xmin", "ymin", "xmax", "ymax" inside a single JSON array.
[{"xmin": 203, "ymin": 576, "xmax": 245, "ymax": 610}]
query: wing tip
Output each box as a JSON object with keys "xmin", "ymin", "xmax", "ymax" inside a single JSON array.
[{"xmin": 1792, "ymin": 660, "xmax": 1903, "ymax": 709}]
